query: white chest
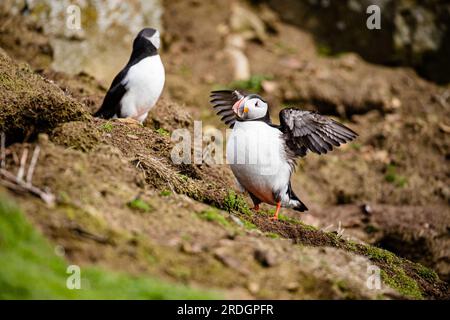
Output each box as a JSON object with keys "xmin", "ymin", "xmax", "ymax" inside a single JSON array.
[
  {"xmin": 226, "ymin": 121, "xmax": 291, "ymax": 204},
  {"xmin": 120, "ymin": 55, "xmax": 165, "ymax": 119}
]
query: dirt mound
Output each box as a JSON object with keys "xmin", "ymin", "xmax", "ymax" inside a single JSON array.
[{"xmin": 0, "ymin": 49, "xmax": 88, "ymax": 143}]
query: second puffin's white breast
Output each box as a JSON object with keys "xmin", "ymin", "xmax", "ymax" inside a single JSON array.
[
  {"xmin": 120, "ymin": 55, "xmax": 165, "ymax": 118},
  {"xmin": 226, "ymin": 121, "xmax": 291, "ymax": 204}
]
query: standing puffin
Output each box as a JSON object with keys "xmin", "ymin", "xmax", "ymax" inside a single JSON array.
[
  {"xmin": 94, "ymin": 28, "xmax": 165, "ymax": 123},
  {"xmin": 210, "ymin": 90, "xmax": 357, "ymax": 220}
]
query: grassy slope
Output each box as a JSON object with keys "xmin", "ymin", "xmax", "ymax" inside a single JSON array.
[{"xmin": 0, "ymin": 196, "xmax": 218, "ymax": 299}]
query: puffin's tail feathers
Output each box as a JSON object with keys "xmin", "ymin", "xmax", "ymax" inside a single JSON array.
[
  {"xmin": 291, "ymin": 198, "xmax": 308, "ymax": 212},
  {"xmin": 287, "ymin": 182, "xmax": 308, "ymax": 212}
]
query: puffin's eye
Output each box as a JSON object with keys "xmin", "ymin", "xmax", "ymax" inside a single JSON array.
[{"xmin": 255, "ymin": 101, "xmax": 259, "ymax": 107}]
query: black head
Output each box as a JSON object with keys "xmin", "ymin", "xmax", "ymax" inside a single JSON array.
[{"xmin": 131, "ymin": 28, "xmax": 161, "ymax": 57}]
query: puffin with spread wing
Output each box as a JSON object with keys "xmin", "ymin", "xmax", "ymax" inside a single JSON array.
[{"xmin": 210, "ymin": 90, "xmax": 357, "ymax": 220}]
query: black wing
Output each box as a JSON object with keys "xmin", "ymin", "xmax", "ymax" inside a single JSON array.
[
  {"xmin": 94, "ymin": 69, "xmax": 128, "ymax": 119},
  {"xmin": 209, "ymin": 90, "xmax": 246, "ymax": 128},
  {"xmin": 279, "ymin": 108, "xmax": 358, "ymax": 157}
]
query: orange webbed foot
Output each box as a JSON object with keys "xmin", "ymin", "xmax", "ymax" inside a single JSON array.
[{"xmin": 269, "ymin": 201, "xmax": 281, "ymax": 221}]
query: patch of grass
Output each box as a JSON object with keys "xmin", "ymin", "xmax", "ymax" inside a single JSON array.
[
  {"xmin": 155, "ymin": 128, "xmax": 169, "ymax": 136},
  {"xmin": 265, "ymin": 232, "xmax": 280, "ymax": 239},
  {"xmin": 160, "ymin": 190, "xmax": 172, "ymax": 197},
  {"xmin": 364, "ymin": 246, "xmax": 397, "ymax": 265},
  {"xmin": 100, "ymin": 122, "xmax": 113, "ymax": 132},
  {"xmin": 229, "ymin": 75, "xmax": 272, "ymax": 93},
  {"xmin": 384, "ymin": 164, "xmax": 408, "ymax": 187},
  {"xmin": 198, "ymin": 209, "xmax": 230, "ymax": 228},
  {"xmin": 416, "ymin": 265, "xmax": 438, "ymax": 282},
  {"xmin": 178, "ymin": 174, "xmax": 189, "ymax": 182},
  {"xmin": 0, "ymin": 195, "xmax": 218, "ymax": 299},
  {"xmin": 242, "ymin": 219, "xmax": 257, "ymax": 230},
  {"xmin": 223, "ymin": 190, "xmax": 251, "ymax": 215},
  {"xmin": 127, "ymin": 198, "xmax": 153, "ymax": 213},
  {"xmin": 381, "ymin": 268, "xmax": 423, "ymax": 300}
]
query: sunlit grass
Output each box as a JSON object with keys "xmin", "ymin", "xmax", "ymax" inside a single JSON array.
[{"xmin": 0, "ymin": 195, "xmax": 219, "ymax": 299}]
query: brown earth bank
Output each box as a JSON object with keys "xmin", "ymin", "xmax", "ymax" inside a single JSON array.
[{"xmin": 0, "ymin": 1, "xmax": 449, "ymax": 299}]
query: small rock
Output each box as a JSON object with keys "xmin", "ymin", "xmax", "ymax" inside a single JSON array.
[
  {"xmin": 230, "ymin": 215, "xmax": 244, "ymax": 227},
  {"xmin": 391, "ymin": 97, "xmax": 402, "ymax": 109},
  {"xmin": 181, "ymin": 242, "xmax": 203, "ymax": 254},
  {"xmin": 247, "ymin": 282, "xmax": 260, "ymax": 294},
  {"xmin": 285, "ymin": 282, "xmax": 299, "ymax": 292}
]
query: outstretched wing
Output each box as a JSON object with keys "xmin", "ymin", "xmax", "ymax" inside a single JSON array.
[
  {"xmin": 279, "ymin": 108, "xmax": 358, "ymax": 157},
  {"xmin": 94, "ymin": 69, "xmax": 128, "ymax": 119},
  {"xmin": 209, "ymin": 90, "xmax": 246, "ymax": 128}
]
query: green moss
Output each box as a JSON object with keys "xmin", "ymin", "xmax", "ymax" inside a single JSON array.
[
  {"xmin": 416, "ymin": 265, "xmax": 439, "ymax": 282},
  {"xmin": 127, "ymin": 199, "xmax": 153, "ymax": 213},
  {"xmin": 242, "ymin": 220, "xmax": 257, "ymax": 230},
  {"xmin": 364, "ymin": 246, "xmax": 396, "ymax": 265},
  {"xmin": 0, "ymin": 195, "xmax": 217, "ymax": 299},
  {"xmin": 160, "ymin": 190, "xmax": 172, "ymax": 197},
  {"xmin": 198, "ymin": 209, "xmax": 230, "ymax": 228},
  {"xmin": 100, "ymin": 122, "xmax": 113, "ymax": 132},
  {"xmin": 381, "ymin": 268, "xmax": 423, "ymax": 299},
  {"xmin": 265, "ymin": 232, "xmax": 280, "ymax": 239},
  {"xmin": 155, "ymin": 128, "xmax": 170, "ymax": 136},
  {"xmin": 223, "ymin": 190, "xmax": 251, "ymax": 215},
  {"xmin": 384, "ymin": 164, "xmax": 408, "ymax": 187}
]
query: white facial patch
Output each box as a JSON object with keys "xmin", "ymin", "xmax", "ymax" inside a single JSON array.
[
  {"xmin": 146, "ymin": 31, "xmax": 160, "ymax": 49},
  {"xmin": 245, "ymin": 98, "xmax": 268, "ymax": 120}
]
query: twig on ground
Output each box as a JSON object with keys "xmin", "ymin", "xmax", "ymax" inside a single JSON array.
[
  {"xmin": 16, "ymin": 147, "xmax": 28, "ymax": 181},
  {"xmin": 26, "ymin": 146, "xmax": 40, "ymax": 185},
  {"xmin": 0, "ymin": 168, "xmax": 55, "ymax": 206},
  {"xmin": 0, "ymin": 143, "xmax": 55, "ymax": 206}
]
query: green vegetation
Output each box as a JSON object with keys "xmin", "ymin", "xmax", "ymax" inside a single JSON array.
[
  {"xmin": 384, "ymin": 164, "xmax": 408, "ymax": 187},
  {"xmin": 242, "ymin": 219, "xmax": 257, "ymax": 230},
  {"xmin": 127, "ymin": 198, "xmax": 153, "ymax": 213},
  {"xmin": 356, "ymin": 245, "xmax": 423, "ymax": 299},
  {"xmin": 265, "ymin": 232, "xmax": 280, "ymax": 239},
  {"xmin": 0, "ymin": 196, "xmax": 218, "ymax": 299},
  {"xmin": 100, "ymin": 122, "xmax": 113, "ymax": 132},
  {"xmin": 381, "ymin": 269, "xmax": 422, "ymax": 300},
  {"xmin": 229, "ymin": 75, "xmax": 272, "ymax": 93},
  {"xmin": 416, "ymin": 265, "xmax": 438, "ymax": 282},
  {"xmin": 223, "ymin": 190, "xmax": 251, "ymax": 215},
  {"xmin": 198, "ymin": 209, "xmax": 230, "ymax": 228},
  {"xmin": 155, "ymin": 128, "xmax": 170, "ymax": 136},
  {"xmin": 160, "ymin": 190, "xmax": 172, "ymax": 197}
]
